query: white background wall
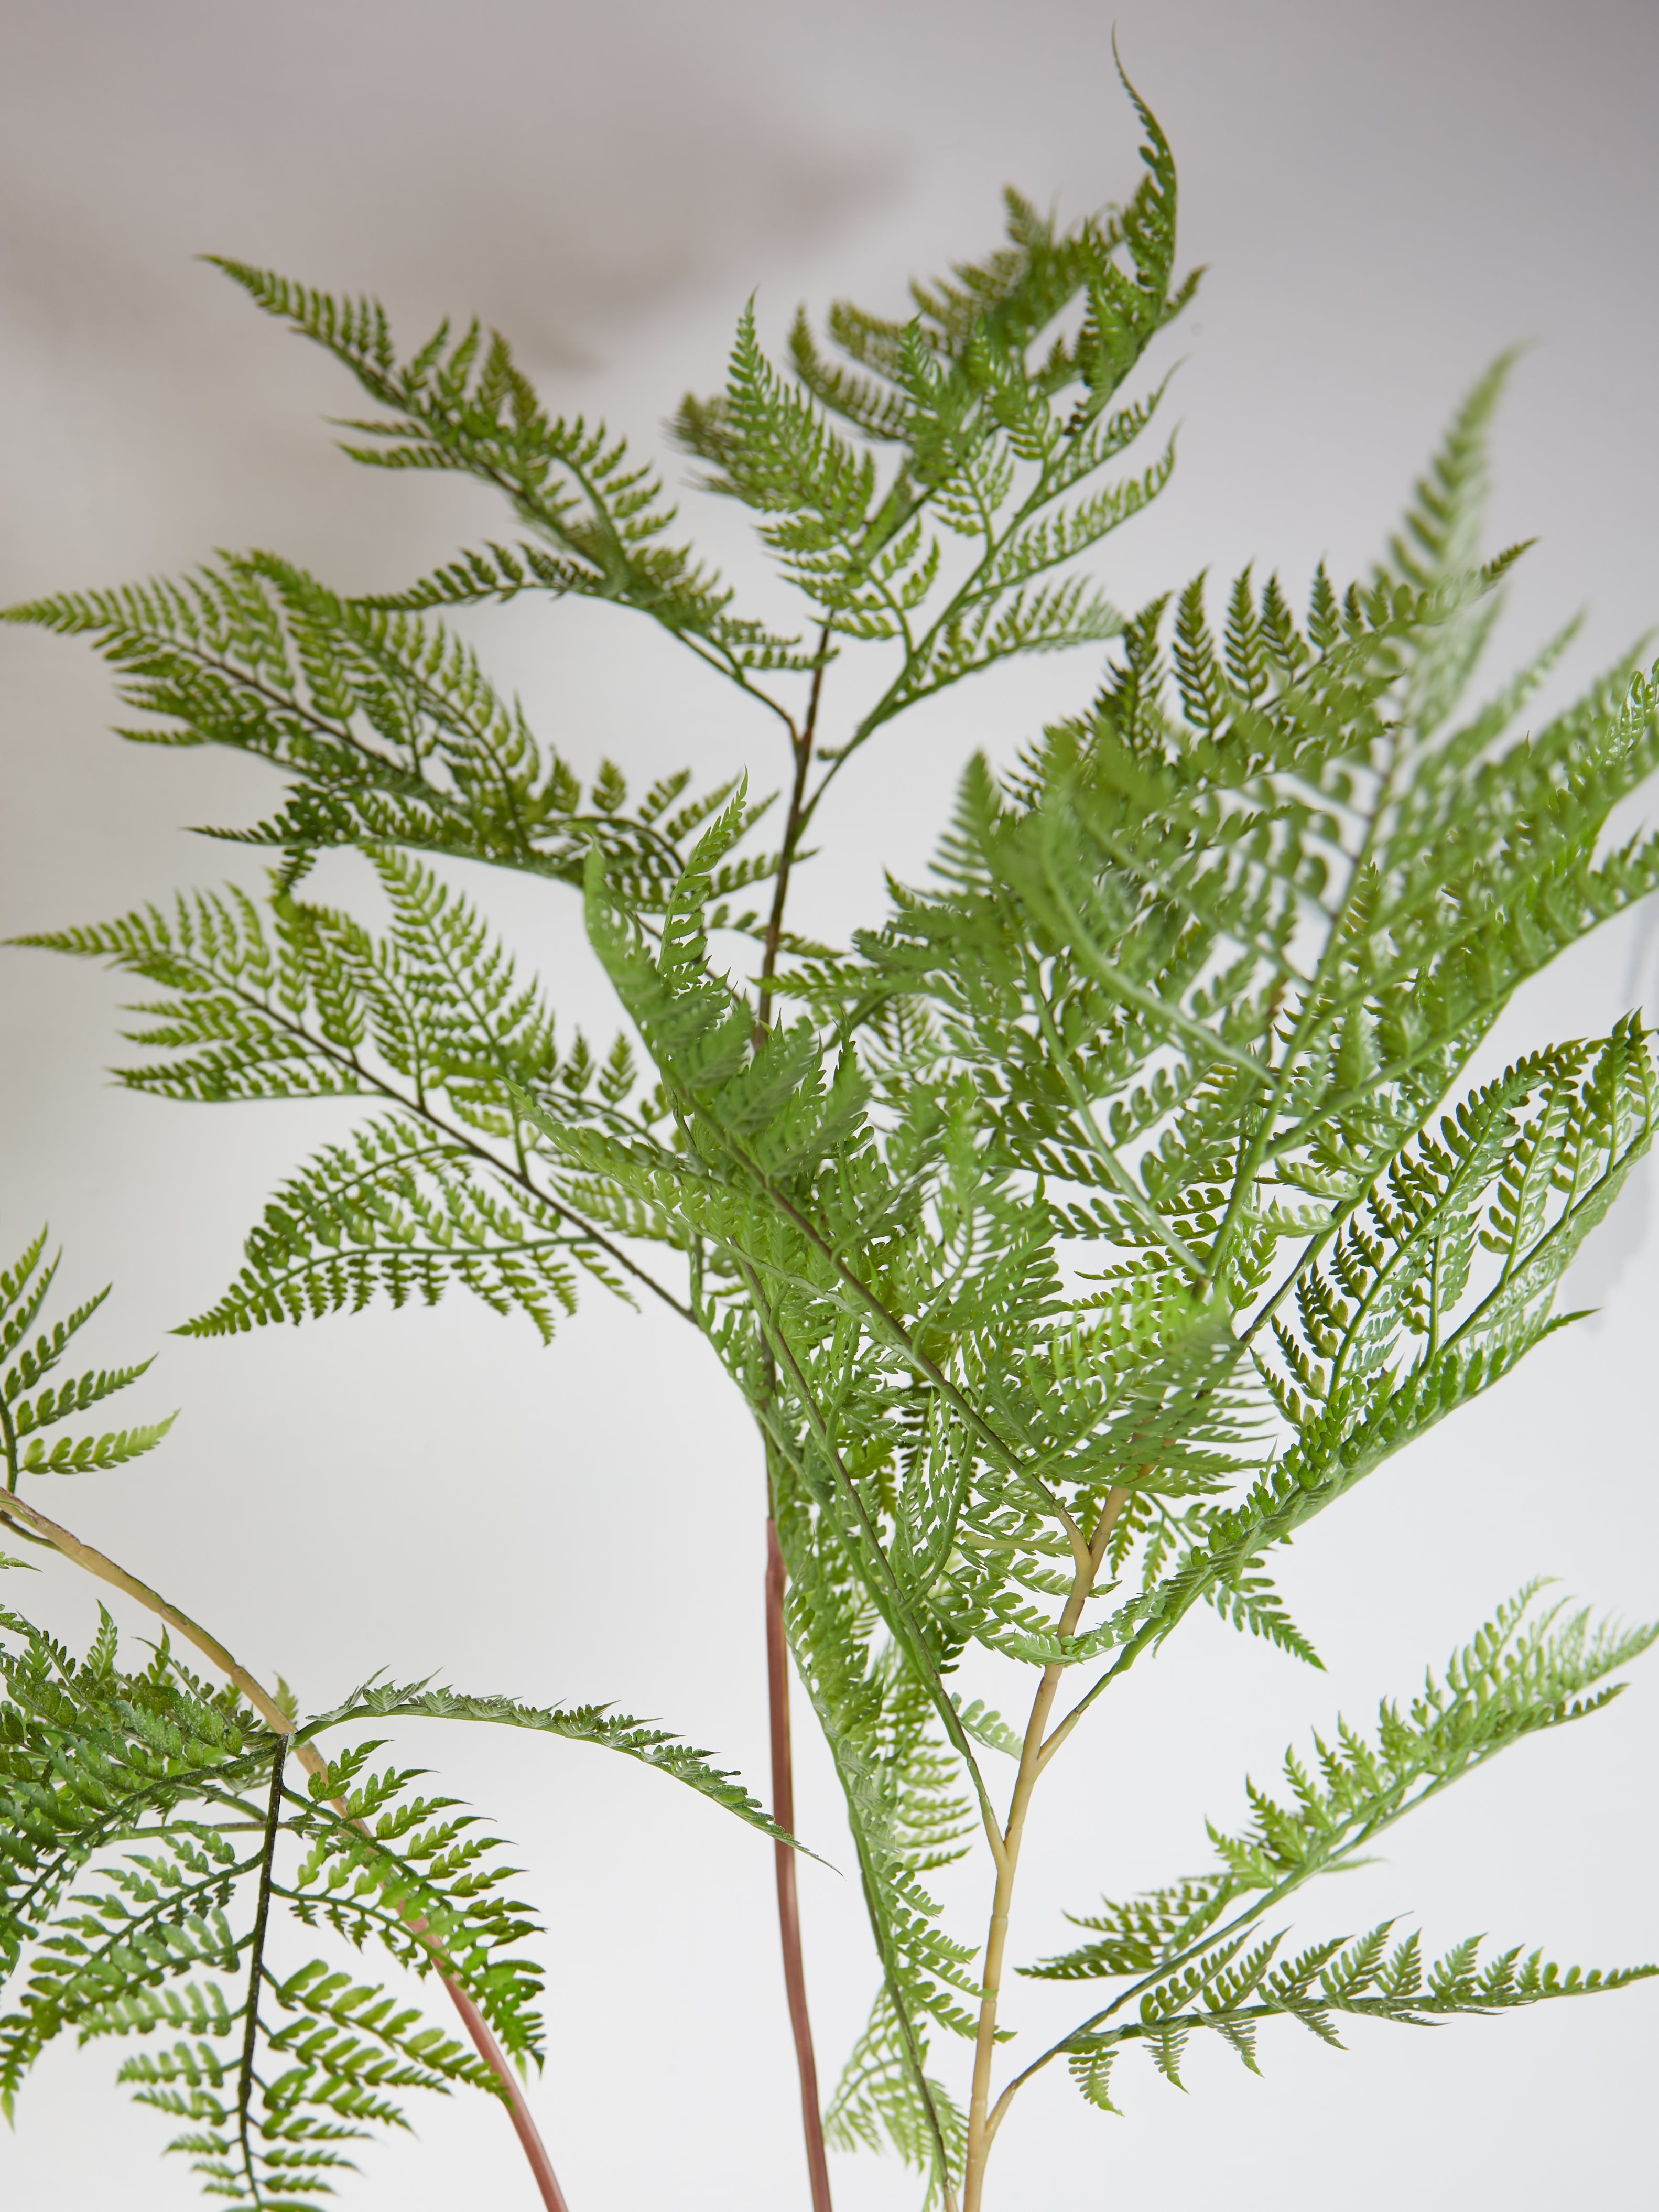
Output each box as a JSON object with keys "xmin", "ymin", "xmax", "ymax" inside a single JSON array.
[{"xmin": 2, "ymin": 4, "xmax": 1657, "ymax": 2208}]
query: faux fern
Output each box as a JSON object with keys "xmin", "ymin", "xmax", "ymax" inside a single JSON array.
[{"xmin": 6, "ymin": 65, "xmax": 1657, "ymax": 2212}]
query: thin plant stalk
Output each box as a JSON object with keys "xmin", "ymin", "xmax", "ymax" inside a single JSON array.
[
  {"xmin": 237, "ymin": 1739, "xmax": 288, "ymax": 2199},
  {"xmin": 768, "ymin": 1515, "xmax": 833, "ymax": 2212},
  {"xmin": 752, "ymin": 624, "xmax": 836, "ymax": 2208},
  {"xmin": 962, "ymin": 1488, "xmax": 1131, "ymax": 2212}
]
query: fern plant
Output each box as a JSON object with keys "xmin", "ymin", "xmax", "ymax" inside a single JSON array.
[{"xmin": 6, "ymin": 64, "xmax": 1658, "ymax": 2211}]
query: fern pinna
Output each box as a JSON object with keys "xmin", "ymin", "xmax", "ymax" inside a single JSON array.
[{"xmin": 6, "ymin": 66, "xmax": 1658, "ymax": 2212}]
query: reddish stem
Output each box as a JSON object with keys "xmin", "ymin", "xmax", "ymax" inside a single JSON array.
[
  {"xmin": 767, "ymin": 1516, "xmax": 834, "ymax": 2212},
  {"xmin": 442, "ymin": 1973, "xmax": 571, "ymax": 2212}
]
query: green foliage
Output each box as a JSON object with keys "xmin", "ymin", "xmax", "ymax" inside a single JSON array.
[
  {"xmin": 7, "ymin": 66, "xmax": 1658, "ymax": 2211},
  {"xmin": 5, "ymin": 550, "xmax": 775, "ymax": 904},
  {"xmin": 198, "ymin": 262, "xmax": 812, "ymax": 689},
  {"xmin": 808, "ymin": 1620, "xmax": 977, "ymax": 2204},
  {"xmin": 673, "ymin": 76, "xmax": 1192, "ymax": 747},
  {"xmin": 0, "ymin": 1557, "xmax": 791, "ymax": 2207},
  {"xmin": 15, "ymin": 856, "xmax": 685, "ymax": 1340},
  {"xmin": 298, "ymin": 1678, "xmax": 796, "ymax": 1849},
  {"xmin": 0, "ymin": 1231, "xmax": 174, "ymax": 1491},
  {"xmin": 505, "ymin": 355, "xmax": 1659, "ymax": 2186},
  {"xmin": 1053, "ymin": 1925, "xmax": 1653, "ymax": 2114},
  {"xmin": 825, "ymin": 1984, "xmax": 967, "ymax": 2202},
  {"xmin": 1018, "ymin": 1586, "xmax": 1657, "ymax": 2109},
  {"xmin": 0, "ymin": 1599, "xmax": 523, "ymax": 2207}
]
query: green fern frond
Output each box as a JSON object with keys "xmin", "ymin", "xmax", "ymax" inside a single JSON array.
[
  {"xmin": 1050, "ymin": 1921, "xmax": 1654, "ymax": 2115},
  {"xmin": 0, "ymin": 1583, "xmax": 790, "ymax": 2204},
  {"xmin": 1028, "ymin": 1583, "xmax": 1656, "ymax": 1987},
  {"xmin": 15, "ymin": 863, "xmax": 689, "ymax": 1338},
  {"xmin": 825, "ymin": 1983, "xmax": 968, "ymax": 2208},
  {"xmin": 0, "ymin": 1232, "xmax": 174, "ymax": 1493},
  {"xmin": 200, "ymin": 261, "xmax": 804, "ymax": 685},
  {"xmin": 299, "ymin": 1679, "xmax": 801, "ymax": 1850},
  {"xmin": 3, "ymin": 552, "xmax": 775, "ymax": 901},
  {"xmin": 177, "ymin": 1114, "xmax": 594, "ymax": 1344}
]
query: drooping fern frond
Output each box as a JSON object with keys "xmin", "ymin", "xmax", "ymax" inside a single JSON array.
[
  {"xmin": 0, "ymin": 1585, "xmax": 796, "ymax": 2206},
  {"xmin": 197, "ymin": 267, "xmax": 812, "ymax": 693},
  {"xmin": 804, "ymin": 1568, "xmax": 977, "ymax": 2210},
  {"xmin": 826, "ymin": 1984, "xmax": 968, "ymax": 2207},
  {"xmin": 298, "ymin": 1678, "xmax": 796, "ymax": 1848}
]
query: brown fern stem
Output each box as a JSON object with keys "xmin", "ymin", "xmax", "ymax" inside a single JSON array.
[
  {"xmin": 752, "ymin": 630, "xmax": 837, "ymax": 2208},
  {"xmin": 767, "ymin": 1514, "xmax": 833, "ymax": 2211}
]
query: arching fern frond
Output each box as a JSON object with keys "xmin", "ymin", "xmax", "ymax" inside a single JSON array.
[
  {"xmin": 1050, "ymin": 1924, "xmax": 1654, "ymax": 2114},
  {"xmin": 299, "ymin": 1678, "xmax": 800, "ymax": 1850},
  {"xmin": 0, "ymin": 1580, "xmax": 795, "ymax": 2206},
  {"xmin": 1029, "ymin": 1582, "xmax": 1659, "ymax": 1987}
]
